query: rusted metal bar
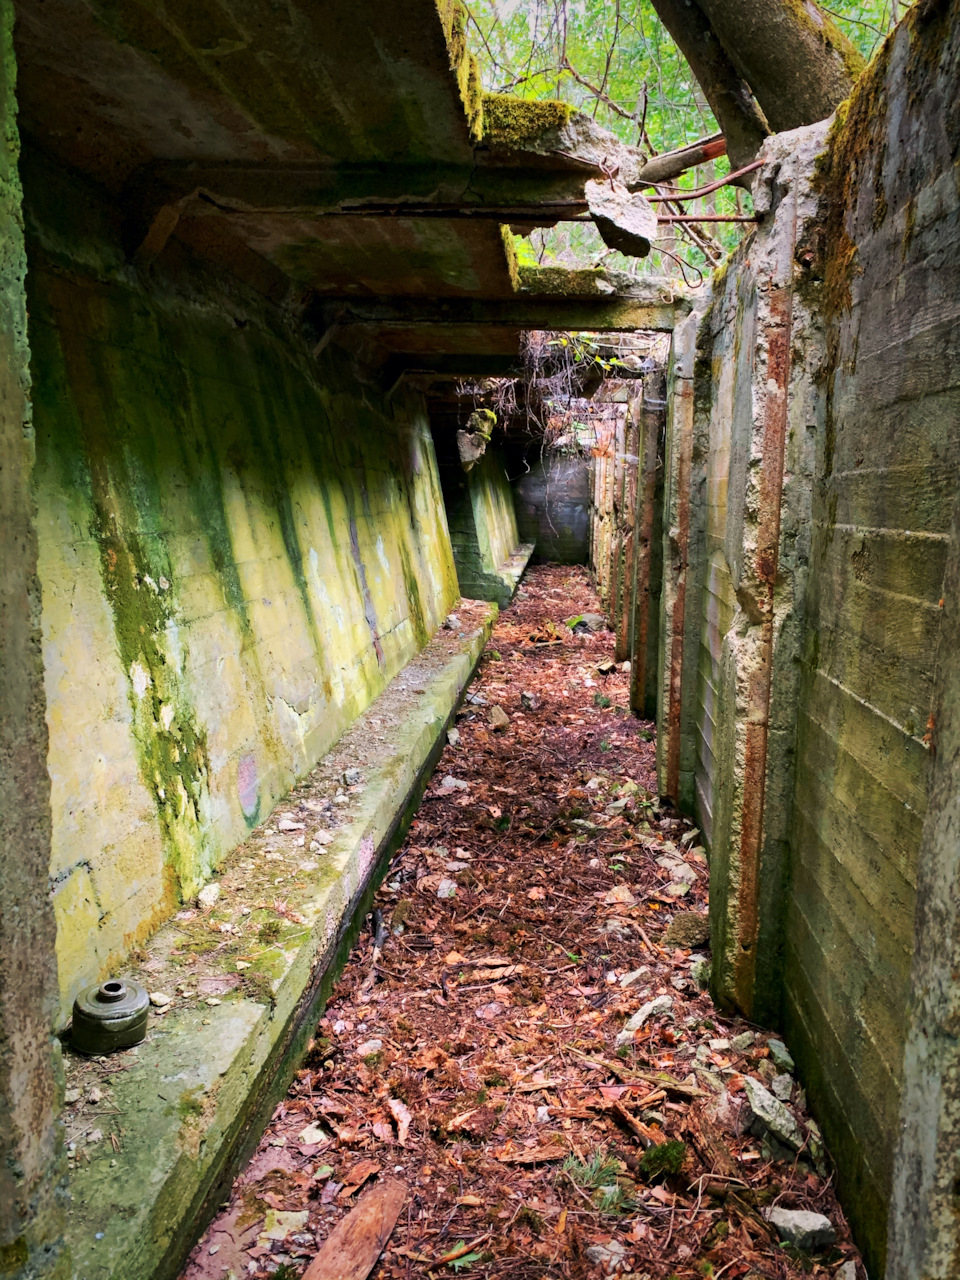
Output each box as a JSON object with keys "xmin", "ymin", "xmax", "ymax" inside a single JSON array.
[
  {"xmin": 647, "ymin": 159, "xmax": 764, "ymax": 202},
  {"xmin": 733, "ymin": 278, "xmax": 794, "ymax": 1015},
  {"xmin": 657, "ymin": 214, "xmax": 759, "ymax": 224}
]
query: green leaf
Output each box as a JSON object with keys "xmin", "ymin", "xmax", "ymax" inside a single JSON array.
[{"xmin": 449, "ymin": 1250, "xmax": 484, "ymax": 1271}]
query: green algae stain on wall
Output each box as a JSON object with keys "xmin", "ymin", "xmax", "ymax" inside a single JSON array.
[{"xmin": 28, "ymin": 172, "xmax": 459, "ymax": 1020}]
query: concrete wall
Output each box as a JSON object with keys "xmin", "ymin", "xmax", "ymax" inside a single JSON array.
[
  {"xmin": 434, "ymin": 432, "xmax": 527, "ymax": 605},
  {"xmin": 0, "ymin": 10, "xmax": 67, "ymax": 1274},
  {"xmin": 654, "ymin": 3, "xmax": 960, "ymax": 1270},
  {"xmin": 785, "ymin": 5, "xmax": 960, "ymax": 1270},
  {"xmin": 24, "ymin": 153, "xmax": 460, "ymax": 1024},
  {"xmin": 514, "ymin": 453, "xmax": 591, "ymax": 563},
  {"xmin": 588, "ymin": 381, "xmax": 665, "ymax": 719}
]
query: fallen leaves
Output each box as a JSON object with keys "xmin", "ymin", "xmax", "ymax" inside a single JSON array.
[
  {"xmin": 386, "ymin": 1098, "xmax": 411, "ymax": 1146},
  {"xmin": 179, "ymin": 567, "xmax": 862, "ymax": 1280}
]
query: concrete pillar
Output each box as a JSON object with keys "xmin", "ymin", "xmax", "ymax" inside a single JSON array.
[
  {"xmin": 656, "ymin": 310, "xmax": 702, "ymax": 812},
  {"xmin": 630, "ymin": 376, "xmax": 664, "ymax": 720},
  {"xmin": 886, "ymin": 495, "xmax": 960, "ymax": 1280},
  {"xmin": 0, "ymin": 6, "xmax": 67, "ymax": 1274},
  {"xmin": 615, "ymin": 400, "xmax": 639, "ymax": 662}
]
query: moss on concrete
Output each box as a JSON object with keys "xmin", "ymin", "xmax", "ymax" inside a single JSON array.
[
  {"xmin": 59, "ymin": 606, "xmax": 497, "ymax": 1280},
  {"xmin": 481, "ymin": 93, "xmax": 574, "ymax": 150},
  {"xmin": 26, "ymin": 156, "xmax": 461, "ymax": 1021}
]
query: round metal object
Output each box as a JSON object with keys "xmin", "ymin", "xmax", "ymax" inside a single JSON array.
[{"xmin": 72, "ymin": 978, "xmax": 149, "ymax": 1055}]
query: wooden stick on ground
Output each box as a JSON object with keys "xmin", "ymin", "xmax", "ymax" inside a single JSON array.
[{"xmin": 302, "ymin": 1178, "xmax": 406, "ymax": 1280}]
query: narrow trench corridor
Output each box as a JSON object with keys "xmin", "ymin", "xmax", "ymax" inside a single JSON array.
[{"xmin": 180, "ymin": 567, "xmax": 862, "ymax": 1280}]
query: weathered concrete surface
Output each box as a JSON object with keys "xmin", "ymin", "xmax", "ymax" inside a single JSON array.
[
  {"xmin": 629, "ymin": 381, "xmax": 665, "ymax": 720},
  {"xmin": 25, "ymin": 153, "xmax": 460, "ymax": 1024},
  {"xmin": 784, "ymin": 3, "xmax": 960, "ymax": 1272},
  {"xmin": 886, "ymin": 494, "xmax": 960, "ymax": 1280},
  {"xmin": 0, "ymin": 8, "xmax": 67, "ymax": 1273},
  {"xmin": 656, "ymin": 307, "xmax": 706, "ymax": 815},
  {"xmin": 434, "ymin": 433, "xmax": 532, "ymax": 606},
  {"xmin": 513, "ymin": 454, "xmax": 591, "ymax": 565},
  {"xmin": 689, "ymin": 123, "xmax": 824, "ymax": 1022},
  {"xmin": 60, "ymin": 607, "xmax": 496, "ymax": 1280}
]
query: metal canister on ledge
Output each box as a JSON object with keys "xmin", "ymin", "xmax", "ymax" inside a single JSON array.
[{"xmin": 71, "ymin": 978, "xmax": 149, "ymax": 1055}]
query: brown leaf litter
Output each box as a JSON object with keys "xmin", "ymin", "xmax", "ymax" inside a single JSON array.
[{"xmin": 180, "ymin": 565, "xmax": 864, "ymax": 1280}]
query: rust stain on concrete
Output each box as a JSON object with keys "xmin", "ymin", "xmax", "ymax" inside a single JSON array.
[{"xmin": 734, "ymin": 282, "xmax": 792, "ymax": 1013}]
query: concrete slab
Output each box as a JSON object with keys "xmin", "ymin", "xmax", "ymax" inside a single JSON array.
[
  {"xmin": 58, "ymin": 603, "xmax": 496, "ymax": 1280},
  {"xmin": 488, "ymin": 542, "xmax": 536, "ymax": 607}
]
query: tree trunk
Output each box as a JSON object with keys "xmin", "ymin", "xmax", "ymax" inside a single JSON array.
[
  {"xmin": 649, "ymin": 0, "xmax": 770, "ymax": 171},
  {"xmin": 651, "ymin": 0, "xmax": 864, "ymax": 166},
  {"xmin": 696, "ymin": 0, "xmax": 864, "ymax": 134}
]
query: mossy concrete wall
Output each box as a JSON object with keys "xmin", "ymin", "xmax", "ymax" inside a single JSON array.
[
  {"xmin": 784, "ymin": 4, "xmax": 960, "ymax": 1271},
  {"xmin": 24, "ymin": 153, "xmax": 460, "ymax": 1026},
  {"xmin": 434, "ymin": 433, "xmax": 529, "ymax": 605},
  {"xmin": 0, "ymin": 10, "xmax": 67, "ymax": 1275},
  {"xmin": 514, "ymin": 453, "xmax": 591, "ymax": 563}
]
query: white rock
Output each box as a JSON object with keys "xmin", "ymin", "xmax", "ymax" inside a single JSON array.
[
  {"xmin": 356, "ymin": 1038, "xmax": 383, "ymax": 1057},
  {"xmin": 298, "ymin": 1121, "xmax": 329, "ymax": 1145},
  {"xmin": 768, "ymin": 1038, "xmax": 795, "ymax": 1071},
  {"xmin": 437, "ymin": 879, "xmax": 458, "ymax": 899},
  {"xmin": 197, "ymin": 883, "xmax": 221, "ymax": 910},
  {"xmin": 619, "ymin": 967, "xmax": 650, "ymax": 989},
  {"xmin": 615, "ymin": 994, "xmax": 673, "ymax": 1046},
  {"xmin": 743, "ymin": 1076, "xmax": 803, "ymax": 1150},
  {"xmin": 277, "ymin": 817, "xmax": 305, "ymax": 832},
  {"xmin": 772, "ymin": 1073, "xmax": 794, "ymax": 1101},
  {"xmin": 585, "ymin": 1238, "xmax": 627, "ymax": 1273},
  {"xmin": 149, "ymin": 992, "xmax": 172, "ymax": 1008},
  {"xmin": 763, "ymin": 1206, "xmax": 836, "ymax": 1250},
  {"xmin": 441, "ymin": 775, "xmax": 469, "ymax": 791}
]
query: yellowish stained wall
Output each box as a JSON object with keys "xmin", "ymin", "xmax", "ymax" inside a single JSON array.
[{"xmin": 27, "ymin": 163, "xmax": 459, "ymax": 1022}]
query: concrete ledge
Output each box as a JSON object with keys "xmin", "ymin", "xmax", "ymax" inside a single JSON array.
[
  {"xmin": 459, "ymin": 541, "xmax": 534, "ymax": 607},
  {"xmin": 59, "ymin": 602, "xmax": 497, "ymax": 1280}
]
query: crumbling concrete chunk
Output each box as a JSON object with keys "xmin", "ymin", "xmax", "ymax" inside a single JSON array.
[
  {"xmin": 762, "ymin": 1206, "xmax": 836, "ymax": 1250},
  {"xmin": 743, "ymin": 1077, "xmax": 803, "ymax": 1151},
  {"xmin": 488, "ymin": 704, "xmax": 510, "ymax": 731},
  {"xmin": 456, "ymin": 409, "xmax": 496, "ymax": 471},
  {"xmin": 585, "ymin": 1239, "xmax": 627, "ymax": 1273},
  {"xmin": 615, "ymin": 994, "xmax": 672, "ymax": 1045},
  {"xmin": 767, "ymin": 1038, "xmax": 795, "ymax": 1071},
  {"xmin": 585, "ymin": 179, "xmax": 657, "ymax": 258}
]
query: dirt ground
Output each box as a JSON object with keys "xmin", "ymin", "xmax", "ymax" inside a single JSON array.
[{"xmin": 180, "ymin": 565, "xmax": 863, "ymax": 1280}]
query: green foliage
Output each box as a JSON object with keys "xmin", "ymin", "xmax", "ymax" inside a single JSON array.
[
  {"xmin": 592, "ymin": 1183, "xmax": 633, "ymax": 1213},
  {"xmin": 464, "ymin": 0, "xmax": 914, "ymax": 277},
  {"xmin": 563, "ymin": 1147, "xmax": 621, "ymax": 1189},
  {"xmin": 448, "ymin": 1247, "xmax": 485, "ymax": 1270},
  {"xmin": 639, "ymin": 1139, "xmax": 687, "ymax": 1179}
]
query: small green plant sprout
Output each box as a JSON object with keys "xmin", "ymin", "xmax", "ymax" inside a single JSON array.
[
  {"xmin": 593, "ymin": 692, "xmax": 612, "ymax": 708},
  {"xmin": 562, "ymin": 1148, "xmax": 621, "ymax": 1190},
  {"xmin": 639, "ymin": 1140, "xmax": 687, "ymax": 1180},
  {"xmin": 600, "ymin": 738, "xmax": 612, "ymax": 752},
  {"xmin": 445, "ymin": 1243, "xmax": 484, "ymax": 1271},
  {"xmin": 592, "ymin": 1182, "xmax": 633, "ymax": 1214}
]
